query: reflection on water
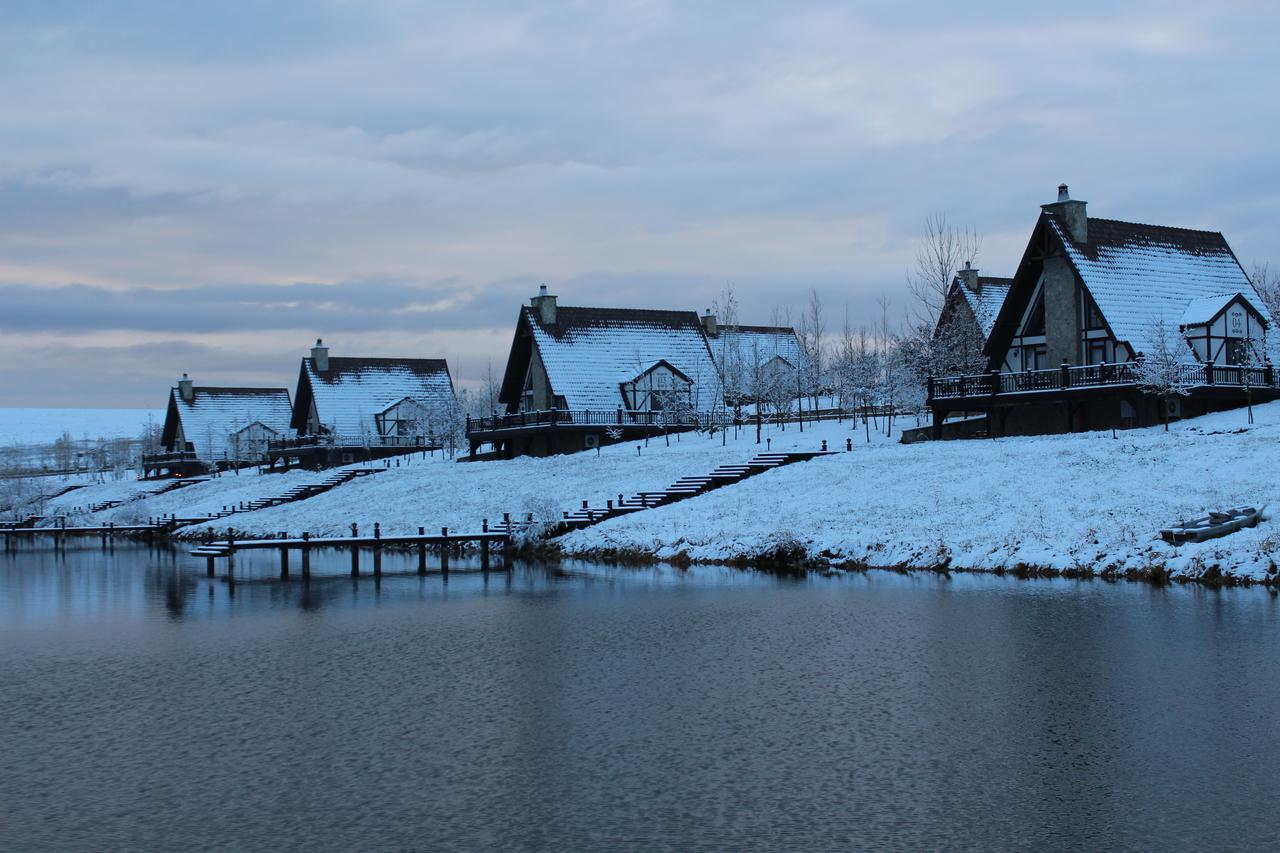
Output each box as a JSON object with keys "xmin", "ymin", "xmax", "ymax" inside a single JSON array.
[{"xmin": 2, "ymin": 543, "xmax": 1279, "ymax": 850}]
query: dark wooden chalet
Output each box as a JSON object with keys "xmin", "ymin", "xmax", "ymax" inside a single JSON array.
[
  {"xmin": 933, "ymin": 262, "xmax": 1013, "ymax": 372},
  {"xmin": 702, "ymin": 311, "xmax": 804, "ymax": 403},
  {"xmin": 927, "ymin": 185, "xmax": 1278, "ymax": 437},
  {"xmin": 273, "ymin": 340, "xmax": 456, "ymax": 469},
  {"xmin": 468, "ymin": 287, "xmax": 723, "ymax": 457},
  {"xmin": 147, "ymin": 375, "xmax": 292, "ymax": 477}
]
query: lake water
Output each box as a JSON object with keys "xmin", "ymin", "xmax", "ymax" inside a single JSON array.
[{"xmin": 2, "ymin": 543, "xmax": 1278, "ymax": 850}]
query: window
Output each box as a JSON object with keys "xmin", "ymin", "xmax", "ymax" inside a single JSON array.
[
  {"xmin": 1024, "ymin": 292, "xmax": 1046, "ymax": 336},
  {"xmin": 1086, "ymin": 340, "xmax": 1107, "ymax": 366},
  {"xmin": 1025, "ymin": 346, "xmax": 1047, "ymax": 371},
  {"xmin": 1227, "ymin": 340, "xmax": 1248, "ymax": 366},
  {"xmin": 1083, "ymin": 294, "xmax": 1106, "ymax": 330}
]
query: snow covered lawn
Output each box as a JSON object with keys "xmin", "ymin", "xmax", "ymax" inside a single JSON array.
[
  {"xmin": 557, "ymin": 402, "xmax": 1280, "ymax": 583},
  {"xmin": 176, "ymin": 420, "xmax": 865, "ymax": 538}
]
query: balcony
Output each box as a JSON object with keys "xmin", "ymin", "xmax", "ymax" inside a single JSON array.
[
  {"xmin": 467, "ymin": 408, "xmax": 730, "ymax": 435},
  {"xmin": 928, "ymin": 361, "xmax": 1277, "ymax": 407}
]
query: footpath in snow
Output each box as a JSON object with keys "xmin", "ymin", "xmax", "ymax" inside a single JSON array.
[{"xmin": 557, "ymin": 403, "xmax": 1280, "ymax": 584}]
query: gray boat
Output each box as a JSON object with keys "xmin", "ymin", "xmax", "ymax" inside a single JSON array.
[{"xmin": 1160, "ymin": 507, "xmax": 1260, "ymax": 546}]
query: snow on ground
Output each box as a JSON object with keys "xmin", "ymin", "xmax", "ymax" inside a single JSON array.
[
  {"xmin": 558, "ymin": 402, "xmax": 1280, "ymax": 583},
  {"xmin": 175, "ymin": 419, "xmax": 872, "ymax": 539},
  {"xmin": 0, "ymin": 408, "xmax": 162, "ymax": 445}
]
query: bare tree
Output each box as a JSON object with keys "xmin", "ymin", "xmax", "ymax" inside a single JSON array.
[
  {"xmin": 799, "ymin": 288, "xmax": 826, "ymax": 418},
  {"xmin": 1251, "ymin": 261, "xmax": 1280, "ymax": 323},
  {"xmin": 1136, "ymin": 317, "xmax": 1195, "ymax": 431},
  {"xmin": 908, "ymin": 213, "xmax": 981, "ymax": 326}
]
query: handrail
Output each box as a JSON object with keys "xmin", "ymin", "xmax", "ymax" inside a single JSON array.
[
  {"xmin": 466, "ymin": 408, "xmax": 732, "ymax": 434},
  {"xmin": 929, "ymin": 361, "xmax": 1275, "ymax": 401}
]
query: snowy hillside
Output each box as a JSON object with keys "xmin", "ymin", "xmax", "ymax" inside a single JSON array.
[
  {"xmin": 559, "ymin": 403, "xmax": 1280, "ymax": 582},
  {"xmin": 0, "ymin": 408, "xmax": 162, "ymax": 445},
  {"xmin": 28, "ymin": 402, "xmax": 1280, "ymax": 583}
]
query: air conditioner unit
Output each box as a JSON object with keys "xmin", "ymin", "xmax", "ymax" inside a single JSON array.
[
  {"xmin": 584, "ymin": 434, "xmax": 600, "ymax": 449},
  {"xmin": 1165, "ymin": 398, "xmax": 1182, "ymax": 419}
]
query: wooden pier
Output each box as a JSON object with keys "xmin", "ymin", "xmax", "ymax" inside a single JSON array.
[{"xmin": 190, "ymin": 519, "xmax": 515, "ymax": 583}]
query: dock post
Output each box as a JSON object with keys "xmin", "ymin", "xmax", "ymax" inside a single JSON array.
[
  {"xmin": 373, "ymin": 523, "xmax": 382, "ymax": 577},
  {"xmin": 279, "ymin": 531, "xmax": 289, "ymax": 581},
  {"xmin": 301, "ymin": 532, "xmax": 311, "ymax": 580},
  {"xmin": 481, "ymin": 520, "xmax": 491, "ymax": 571},
  {"xmin": 440, "ymin": 527, "xmax": 450, "ymax": 574},
  {"xmin": 206, "ymin": 554, "xmax": 215, "ymax": 577},
  {"xmin": 227, "ymin": 531, "xmax": 236, "ymax": 582},
  {"xmin": 350, "ymin": 522, "xmax": 360, "ymax": 576},
  {"xmin": 100, "ymin": 523, "xmax": 108, "ymax": 549},
  {"xmin": 417, "ymin": 527, "xmax": 426, "ymax": 575}
]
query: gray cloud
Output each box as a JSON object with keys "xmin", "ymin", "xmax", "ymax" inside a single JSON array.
[{"xmin": 2, "ymin": 1, "xmax": 1278, "ymax": 405}]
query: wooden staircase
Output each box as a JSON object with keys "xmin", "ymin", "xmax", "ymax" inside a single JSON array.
[
  {"xmin": 550, "ymin": 449, "xmax": 837, "ymax": 534},
  {"xmin": 84, "ymin": 477, "xmax": 209, "ymax": 513}
]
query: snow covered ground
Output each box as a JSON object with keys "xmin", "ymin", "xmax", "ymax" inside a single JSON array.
[
  {"xmin": 0, "ymin": 408, "xmax": 161, "ymax": 445},
  {"xmin": 27, "ymin": 403, "xmax": 1280, "ymax": 584},
  {"xmin": 559, "ymin": 403, "xmax": 1280, "ymax": 583}
]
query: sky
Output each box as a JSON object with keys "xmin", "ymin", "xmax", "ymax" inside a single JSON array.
[{"xmin": 2, "ymin": 0, "xmax": 1277, "ymax": 407}]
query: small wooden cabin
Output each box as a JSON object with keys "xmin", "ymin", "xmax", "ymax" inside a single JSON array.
[{"xmin": 149, "ymin": 376, "xmax": 292, "ymax": 477}]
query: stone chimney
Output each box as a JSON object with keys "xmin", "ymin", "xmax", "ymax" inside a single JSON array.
[
  {"xmin": 530, "ymin": 284, "xmax": 557, "ymax": 325},
  {"xmin": 311, "ymin": 338, "xmax": 329, "ymax": 372},
  {"xmin": 178, "ymin": 373, "xmax": 194, "ymax": 403},
  {"xmin": 700, "ymin": 308, "xmax": 718, "ymax": 336},
  {"xmin": 1041, "ymin": 182, "xmax": 1088, "ymax": 243},
  {"xmin": 958, "ymin": 260, "xmax": 980, "ymax": 294}
]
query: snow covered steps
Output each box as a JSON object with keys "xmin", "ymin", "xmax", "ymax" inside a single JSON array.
[{"xmin": 550, "ymin": 448, "xmax": 838, "ymax": 534}]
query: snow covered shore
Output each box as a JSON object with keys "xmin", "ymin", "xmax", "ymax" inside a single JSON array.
[
  {"xmin": 23, "ymin": 403, "xmax": 1280, "ymax": 585},
  {"xmin": 557, "ymin": 403, "xmax": 1280, "ymax": 584}
]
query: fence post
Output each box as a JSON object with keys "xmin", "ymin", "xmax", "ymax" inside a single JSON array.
[
  {"xmin": 1059, "ymin": 360, "xmax": 1070, "ymax": 389},
  {"xmin": 301, "ymin": 531, "xmax": 311, "ymax": 580},
  {"xmin": 990, "ymin": 369, "xmax": 1000, "ymax": 396},
  {"xmin": 1266, "ymin": 361, "xmax": 1274, "ymax": 387},
  {"xmin": 617, "ymin": 407, "xmax": 623, "ymax": 424},
  {"xmin": 1205, "ymin": 361, "xmax": 1214, "ymax": 385},
  {"xmin": 927, "ymin": 376, "xmax": 934, "ymax": 400}
]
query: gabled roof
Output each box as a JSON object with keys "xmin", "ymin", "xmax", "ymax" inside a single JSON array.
[
  {"xmin": 707, "ymin": 324, "xmax": 803, "ymax": 369},
  {"xmin": 1180, "ymin": 291, "xmax": 1268, "ymax": 327},
  {"xmin": 293, "ymin": 357, "xmax": 455, "ymax": 435},
  {"xmin": 627, "ymin": 358, "xmax": 694, "ymax": 385},
  {"xmin": 988, "ymin": 211, "xmax": 1274, "ymax": 366},
  {"xmin": 163, "ymin": 387, "xmax": 292, "ymax": 459},
  {"xmin": 950, "ymin": 277, "xmax": 1013, "ymax": 337},
  {"xmin": 1048, "ymin": 216, "xmax": 1271, "ymax": 357},
  {"xmin": 503, "ymin": 305, "xmax": 719, "ymax": 411}
]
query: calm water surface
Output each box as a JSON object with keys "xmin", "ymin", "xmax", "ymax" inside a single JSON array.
[{"xmin": 2, "ymin": 542, "xmax": 1278, "ymax": 850}]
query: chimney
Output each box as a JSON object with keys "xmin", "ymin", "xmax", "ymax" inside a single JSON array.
[
  {"xmin": 958, "ymin": 260, "xmax": 980, "ymax": 294},
  {"xmin": 178, "ymin": 373, "xmax": 194, "ymax": 403},
  {"xmin": 700, "ymin": 308, "xmax": 718, "ymax": 336},
  {"xmin": 311, "ymin": 338, "xmax": 329, "ymax": 372},
  {"xmin": 1041, "ymin": 182, "xmax": 1088, "ymax": 243},
  {"xmin": 530, "ymin": 284, "xmax": 557, "ymax": 325}
]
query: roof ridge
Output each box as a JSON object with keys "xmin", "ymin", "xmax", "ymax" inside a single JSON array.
[{"xmin": 1083, "ymin": 216, "xmax": 1227, "ymax": 239}]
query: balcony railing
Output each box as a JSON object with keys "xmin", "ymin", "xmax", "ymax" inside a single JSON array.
[
  {"xmin": 267, "ymin": 434, "xmax": 441, "ymax": 453},
  {"xmin": 929, "ymin": 361, "xmax": 1277, "ymax": 402},
  {"xmin": 142, "ymin": 451, "xmax": 201, "ymax": 467},
  {"xmin": 467, "ymin": 408, "xmax": 731, "ymax": 434}
]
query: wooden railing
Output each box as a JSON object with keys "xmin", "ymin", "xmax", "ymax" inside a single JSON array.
[
  {"xmin": 268, "ymin": 434, "xmax": 441, "ymax": 453},
  {"xmin": 929, "ymin": 361, "xmax": 1276, "ymax": 402},
  {"xmin": 467, "ymin": 408, "xmax": 731, "ymax": 434}
]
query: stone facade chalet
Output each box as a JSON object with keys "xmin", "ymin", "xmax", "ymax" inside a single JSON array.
[
  {"xmin": 927, "ymin": 185, "xmax": 1279, "ymax": 436},
  {"xmin": 934, "ymin": 262, "xmax": 1013, "ymax": 367},
  {"xmin": 702, "ymin": 312, "xmax": 803, "ymax": 402}
]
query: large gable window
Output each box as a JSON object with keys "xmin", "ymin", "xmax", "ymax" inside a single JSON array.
[{"xmin": 621, "ymin": 361, "xmax": 693, "ymax": 412}]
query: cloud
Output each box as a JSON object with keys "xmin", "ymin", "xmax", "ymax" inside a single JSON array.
[{"xmin": 1, "ymin": 0, "xmax": 1278, "ymax": 405}]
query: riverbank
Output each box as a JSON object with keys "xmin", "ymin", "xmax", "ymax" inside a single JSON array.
[
  {"xmin": 556, "ymin": 403, "xmax": 1280, "ymax": 585},
  {"xmin": 25, "ymin": 402, "xmax": 1280, "ymax": 586}
]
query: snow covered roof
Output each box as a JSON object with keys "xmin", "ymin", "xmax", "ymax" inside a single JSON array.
[
  {"xmin": 707, "ymin": 324, "xmax": 803, "ymax": 369},
  {"xmin": 521, "ymin": 305, "xmax": 719, "ymax": 411},
  {"xmin": 164, "ymin": 387, "xmax": 292, "ymax": 460},
  {"xmin": 295, "ymin": 357, "xmax": 455, "ymax": 435},
  {"xmin": 1048, "ymin": 216, "xmax": 1273, "ymax": 357},
  {"xmin": 1180, "ymin": 292, "xmax": 1267, "ymax": 327},
  {"xmin": 951, "ymin": 277, "xmax": 1013, "ymax": 337}
]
